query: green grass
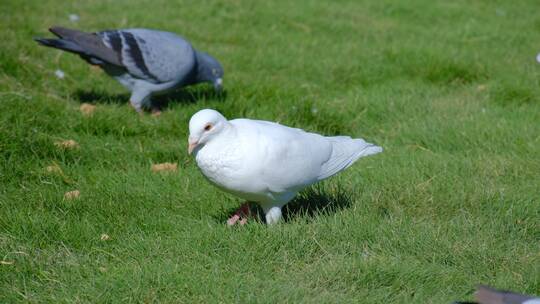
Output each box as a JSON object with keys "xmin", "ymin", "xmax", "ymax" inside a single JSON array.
[{"xmin": 1, "ymin": 0, "xmax": 539, "ymax": 302}]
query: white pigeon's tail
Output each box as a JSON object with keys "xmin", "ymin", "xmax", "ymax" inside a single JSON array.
[{"xmin": 317, "ymin": 136, "xmax": 382, "ymax": 181}]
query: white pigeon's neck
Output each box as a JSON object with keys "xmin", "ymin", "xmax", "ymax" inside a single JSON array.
[
  {"xmin": 217, "ymin": 121, "xmax": 235, "ymax": 140},
  {"xmin": 213, "ymin": 122, "xmax": 237, "ymax": 148}
]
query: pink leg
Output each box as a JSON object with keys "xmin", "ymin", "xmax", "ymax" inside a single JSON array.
[{"xmin": 227, "ymin": 202, "xmax": 251, "ymax": 226}]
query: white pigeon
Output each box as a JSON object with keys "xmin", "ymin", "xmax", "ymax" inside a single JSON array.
[{"xmin": 188, "ymin": 109, "xmax": 383, "ymax": 225}]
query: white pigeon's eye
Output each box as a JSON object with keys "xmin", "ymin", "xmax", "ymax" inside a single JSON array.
[{"xmin": 204, "ymin": 124, "xmax": 213, "ymax": 131}]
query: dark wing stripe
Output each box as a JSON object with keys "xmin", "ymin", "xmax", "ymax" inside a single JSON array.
[
  {"xmin": 106, "ymin": 31, "xmax": 123, "ymax": 63},
  {"xmin": 121, "ymin": 31, "xmax": 160, "ymax": 82}
]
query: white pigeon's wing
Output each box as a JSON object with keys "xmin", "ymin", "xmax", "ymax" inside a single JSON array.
[
  {"xmin": 231, "ymin": 119, "xmax": 333, "ymax": 193},
  {"xmin": 317, "ymin": 136, "xmax": 382, "ymax": 181},
  {"xmin": 231, "ymin": 119, "xmax": 382, "ymax": 195},
  {"xmin": 99, "ymin": 29, "xmax": 196, "ymax": 84}
]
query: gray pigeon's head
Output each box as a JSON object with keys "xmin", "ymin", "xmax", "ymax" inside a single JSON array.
[{"xmin": 194, "ymin": 51, "xmax": 224, "ymax": 92}]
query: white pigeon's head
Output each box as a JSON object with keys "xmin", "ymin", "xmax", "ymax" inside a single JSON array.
[{"xmin": 188, "ymin": 109, "xmax": 228, "ymax": 154}]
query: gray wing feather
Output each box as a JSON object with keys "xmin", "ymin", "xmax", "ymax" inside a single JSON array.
[
  {"xmin": 49, "ymin": 26, "xmax": 122, "ymax": 66},
  {"xmin": 100, "ymin": 29, "xmax": 196, "ymax": 84}
]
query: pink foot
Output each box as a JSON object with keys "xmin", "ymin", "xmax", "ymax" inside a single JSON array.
[
  {"xmin": 151, "ymin": 106, "xmax": 162, "ymax": 117},
  {"xmin": 227, "ymin": 202, "xmax": 251, "ymax": 226},
  {"xmin": 227, "ymin": 214, "xmax": 241, "ymax": 226}
]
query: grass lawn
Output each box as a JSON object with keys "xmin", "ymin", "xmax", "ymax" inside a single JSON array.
[{"xmin": 1, "ymin": 0, "xmax": 539, "ymax": 302}]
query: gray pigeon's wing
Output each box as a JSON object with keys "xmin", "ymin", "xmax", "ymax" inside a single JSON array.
[
  {"xmin": 98, "ymin": 29, "xmax": 196, "ymax": 84},
  {"xmin": 46, "ymin": 26, "xmax": 123, "ymax": 66}
]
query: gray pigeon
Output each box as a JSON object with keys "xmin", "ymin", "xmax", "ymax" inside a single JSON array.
[
  {"xmin": 453, "ymin": 285, "xmax": 540, "ymax": 304},
  {"xmin": 35, "ymin": 26, "xmax": 224, "ymax": 113}
]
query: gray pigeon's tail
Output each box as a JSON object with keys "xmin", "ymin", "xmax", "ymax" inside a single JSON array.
[
  {"xmin": 34, "ymin": 26, "xmax": 121, "ymax": 66},
  {"xmin": 48, "ymin": 26, "xmax": 84, "ymax": 39},
  {"xmin": 34, "ymin": 37, "xmax": 85, "ymax": 54},
  {"xmin": 317, "ymin": 136, "xmax": 382, "ymax": 181},
  {"xmin": 35, "ymin": 27, "xmax": 87, "ymax": 55}
]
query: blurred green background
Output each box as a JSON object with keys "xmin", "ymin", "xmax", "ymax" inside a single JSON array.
[{"xmin": 0, "ymin": 0, "xmax": 539, "ymax": 303}]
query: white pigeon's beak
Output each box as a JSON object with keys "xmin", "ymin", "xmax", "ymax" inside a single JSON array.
[{"xmin": 188, "ymin": 136, "xmax": 199, "ymax": 155}]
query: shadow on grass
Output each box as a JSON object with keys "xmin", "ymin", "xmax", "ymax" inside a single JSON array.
[
  {"xmin": 282, "ymin": 184, "xmax": 354, "ymax": 222},
  {"xmin": 216, "ymin": 184, "xmax": 354, "ymax": 224},
  {"xmin": 73, "ymin": 85, "xmax": 227, "ymax": 110}
]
